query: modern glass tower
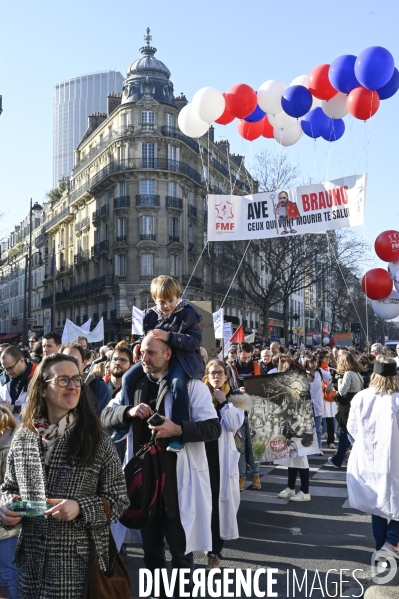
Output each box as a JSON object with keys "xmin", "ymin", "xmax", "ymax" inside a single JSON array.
[{"xmin": 53, "ymin": 70, "xmax": 124, "ymax": 187}]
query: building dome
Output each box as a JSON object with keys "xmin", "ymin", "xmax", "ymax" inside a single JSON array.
[{"xmin": 121, "ymin": 28, "xmax": 175, "ymax": 106}]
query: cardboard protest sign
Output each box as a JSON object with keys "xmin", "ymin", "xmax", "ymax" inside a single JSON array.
[
  {"xmin": 191, "ymin": 301, "xmax": 218, "ymax": 358},
  {"xmin": 244, "ymin": 370, "xmax": 319, "ymax": 462}
]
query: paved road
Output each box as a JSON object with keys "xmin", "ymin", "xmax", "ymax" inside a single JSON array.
[{"xmin": 123, "ymin": 444, "xmax": 380, "ymax": 598}]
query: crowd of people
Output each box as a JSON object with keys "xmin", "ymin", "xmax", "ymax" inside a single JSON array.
[{"xmin": 0, "ymin": 275, "xmax": 397, "ymax": 598}]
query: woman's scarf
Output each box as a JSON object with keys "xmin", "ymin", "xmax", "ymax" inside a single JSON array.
[
  {"xmin": 34, "ymin": 411, "xmax": 76, "ymax": 465},
  {"xmin": 320, "ymin": 363, "xmax": 329, "ymax": 371},
  {"xmin": 205, "ymin": 380, "xmax": 230, "ymax": 407}
]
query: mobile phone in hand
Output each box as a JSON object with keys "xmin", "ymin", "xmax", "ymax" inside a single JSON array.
[{"xmin": 147, "ymin": 413, "xmax": 164, "ymax": 427}]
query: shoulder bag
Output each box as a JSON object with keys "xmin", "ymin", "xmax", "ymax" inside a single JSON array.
[{"xmin": 83, "ymin": 497, "xmax": 131, "ymax": 599}]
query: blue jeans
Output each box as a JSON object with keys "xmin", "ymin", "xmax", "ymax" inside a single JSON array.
[
  {"xmin": 314, "ymin": 415, "xmax": 322, "ymax": 449},
  {"xmin": 0, "ymin": 536, "xmax": 18, "ymax": 599},
  {"xmin": 121, "ymin": 356, "xmax": 189, "ymax": 425},
  {"xmin": 330, "ymin": 429, "xmax": 350, "ymax": 467},
  {"xmin": 239, "ymin": 416, "xmax": 260, "ymax": 478},
  {"xmin": 372, "ymin": 515, "xmax": 399, "ymax": 550}
]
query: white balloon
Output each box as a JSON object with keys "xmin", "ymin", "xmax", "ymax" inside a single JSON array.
[
  {"xmin": 274, "ymin": 122, "xmax": 303, "ymax": 147},
  {"xmin": 372, "ymin": 290, "xmax": 399, "ymax": 320},
  {"xmin": 192, "ymin": 87, "xmax": 225, "ymax": 123},
  {"xmin": 323, "ymin": 337, "xmax": 330, "ymax": 345},
  {"xmin": 290, "ymin": 75, "xmax": 309, "ymax": 88},
  {"xmin": 257, "ymin": 80, "xmax": 286, "ymax": 115},
  {"xmin": 268, "ymin": 111, "xmax": 296, "ymax": 130},
  {"xmin": 388, "ymin": 260, "xmax": 399, "ymax": 283},
  {"xmin": 178, "ymin": 104, "xmax": 209, "ymax": 138},
  {"xmin": 321, "ymin": 92, "xmax": 349, "ymax": 119}
]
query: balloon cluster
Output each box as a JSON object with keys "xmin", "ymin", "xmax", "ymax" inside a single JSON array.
[
  {"xmin": 362, "ymin": 231, "xmax": 399, "ymax": 320},
  {"xmin": 178, "ymin": 46, "xmax": 398, "ymax": 147}
]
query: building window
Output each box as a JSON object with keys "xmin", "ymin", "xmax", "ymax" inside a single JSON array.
[
  {"xmin": 141, "ymin": 111, "xmax": 155, "ymax": 124},
  {"xmin": 169, "ymin": 181, "xmax": 178, "ymax": 197},
  {"xmin": 118, "ymin": 181, "xmax": 126, "ymax": 197},
  {"xmin": 166, "ymin": 113, "xmax": 174, "ymax": 127},
  {"xmin": 188, "ymin": 226, "xmax": 194, "ymax": 244},
  {"xmin": 170, "ymin": 255, "xmax": 179, "ymax": 277},
  {"xmin": 121, "ymin": 112, "xmax": 131, "ymax": 128},
  {"xmin": 117, "ymin": 218, "xmax": 127, "ymax": 239},
  {"xmin": 168, "ymin": 145, "xmax": 177, "ymax": 161},
  {"xmin": 115, "ymin": 254, "xmax": 127, "ymax": 276},
  {"xmin": 141, "ymin": 179, "xmax": 155, "ymax": 195},
  {"xmin": 140, "ymin": 216, "xmax": 155, "ymax": 238},
  {"xmin": 169, "ymin": 217, "xmax": 179, "ymax": 241},
  {"xmin": 141, "ymin": 253, "xmax": 154, "ymax": 275},
  {"xmin": 188, "ymin": 191, "xmax": 194, "ymax": 205},
  {"xmin": 142, "ymin": 143, "xmax": 155, "ymax": 168}
]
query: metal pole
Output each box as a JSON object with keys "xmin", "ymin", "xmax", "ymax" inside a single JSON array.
[
  {"xmin": 27, "ymin": 199, "xmax": 33, "ymax": 322},
  {"xmin": 51, "ymin": 240, "xmax": 56, "ymax": 331},
  {"xmin": 210, "ymin": 241, "xmax": 215, "ymax": 312},
  {"xmin": 22, "ymin": 254, "xmax": 28, "ymax": 346}
]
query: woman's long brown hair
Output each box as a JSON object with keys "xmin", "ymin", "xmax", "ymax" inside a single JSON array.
[{"xmin": 22, "ymin": 353, "xmax": 103, "ymax": 466}]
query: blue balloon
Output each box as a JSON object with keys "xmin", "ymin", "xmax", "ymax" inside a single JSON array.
[
  {"xmin": 355, "ymin": 46, "xmax": 395, "ymax": 90},
  {"xmin": 321, "ymin": 118, "xmax": 345, "ymax": 142},
  {"xmin": 244, "ymin": 104, "xmax": 266, "ymax": 122},
  {"xmin": 329, "ymin": 55, "xmax": 360, "ymax": 94},
  {"xmin": 301, "ymin": 107, "xmax": 331, "ymax": 139},
  {"xmin": 281, "ymin": 85, "xmax": 313, "ymax": 118},
  {"xmin": 377, "ymin": 67, "xmax": 399, "ymax": 100}
]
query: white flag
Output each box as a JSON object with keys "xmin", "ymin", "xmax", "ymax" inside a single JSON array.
[
  {"xmin": 132, "ymin": 306, "xmax": 145, "ymax": 335},
  {"xmin": 62, "ymin": 318, "xmax": 104, "ymax": 343},
  {"xmin": 213, "ymin": 308, "xmax": 224, "ymax": 339},
  {"xmin": 244, "ymin": 332, "xmax": 255, "ymax": 344}
]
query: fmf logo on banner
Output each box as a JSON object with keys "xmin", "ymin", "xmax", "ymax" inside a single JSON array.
[{"xmin": 215, "ymin": 200, "xmax": 235, "ymax": 231}]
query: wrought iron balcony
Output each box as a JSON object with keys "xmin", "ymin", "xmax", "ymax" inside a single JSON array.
[
  {"xmin": 214, "ymin": 282, "xmax": 245, "ymax": 300},
  {"xmin": 117, "ymin": 235, "xmax": 128, "ymax": 243},
  {"xmin": 45, "ymin": 207, "xmax": 72, "ymax": 231},
  {"xmin": 166, "ymin": 196, "xmax": 183, "ymax": 210},
  {"xmin": 68, "ymin": 274, "xmax": 114, "ymax": 296},
  {"xmin": 161, "ymin": 126, "xmax": 200, "ymax": 153},
  {"xmin": 140, "ymin": 274, "xmax": 154, "ymax": 282},
  {"xmin": 87, "ymin": 159, "xmax": 203, "ymax": 193},
  {"xmin": 99, "ymin": 240, "xmax": 109, "ymax": 252},
  {"xmin": 91, "ymin": 244, "xmax": 100, "ymax": 257},
  {"xmin": 212, "ymin": 158, "xmax": 229, "ymax": 179},
  {"xmin": 168, "ymin": 235, "xmax": 180, "ymax": 243},
  {"xmin": 35, "ymin": 234, "xmax": 45, "ymax": 248},
  {"xmin": 74, "ymin": 250, "xmax": 90, "ymax": 264},
  {"xmin": 136, "ymin": 195, "xmax": 160, "ymax": 207},
  {"xmin": 92, "ymin": 210, "xmax": 100, "ymax": 225},
  {"xmin": 188, "ymin": 204, "xmax": 197, "ymax": 218},
  {"xmin": 75, "ymin": 216, "xmax": 90, "ymax": 232},
  {"xmin": 182, "ymin": 275, "xmax": 202, "ymax": 289},
  {"xmin": 100, "ymin": 204, "xmax": 109, "ymax": 217},
  {"xmin": 139, "ymin": 234, "xmax": 156, "ymax": 241},
  {"xmin": 114, "ymin": 196, "xmax": 130, "ymax": 209}
]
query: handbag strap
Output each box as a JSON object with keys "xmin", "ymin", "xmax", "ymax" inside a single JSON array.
[{"xmin": 100, "ymin": 497, "xmax": 111, "ymax": 526}]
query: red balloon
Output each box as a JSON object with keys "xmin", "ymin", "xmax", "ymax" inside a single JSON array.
[
  {"xmin": 215, "ymin": 93, "xmax": 235, "ymax": 125},
  {"xmin": 237, "ymin": 118, "xmax": 265, "ymax": 141},
  {"xmin": 347, "ymin": 87, "xmax": 380, "ymax": 120},
  {"xmin": 375, "ymin": 230, "xmax": 399, "ymax": 262},
  {"xmin": 262, "ymin": 116, "xmax": 274, "ymax": 138},
  {"xmin": 308, "ymin": 64, "xmax": 338, "ymax": 100},
  {"xmin": 225, "ymin": 84, "xmax": 257, "ymax": 119},
  {"xmin": 362, "ymin": 269, "xmax": 393, "ymax": 300}
]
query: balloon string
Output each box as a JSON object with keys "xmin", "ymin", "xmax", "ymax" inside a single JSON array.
[
  {"xmin": 325, "ymin": 232, "xmax": 369, "ymax": 344},
  {"xmin": 220, "ymin": 240, "xmax": 252, "ymax": 309}
]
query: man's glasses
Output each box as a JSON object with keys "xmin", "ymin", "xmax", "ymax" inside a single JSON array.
[
  {"xmin": 45, "ymin": 376, "xmax": 83, "ymax": 387},
  {"xmin": 2, "ymin": 359, "xmax": 21, "ymax": 373},
  {"xmin": 111, "ymin": 357, "xmax": 129, "ymax": 365},
  {"xmin": 208, "ymin": 371, "xmax": 225, "ymax": 377}
]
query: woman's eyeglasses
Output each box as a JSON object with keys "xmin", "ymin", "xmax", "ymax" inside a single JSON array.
[
  {"xmin": 45, "ymin": 376, "xmax": 83, "ymax": 388},
  {"xmin": 208, "ymin": 371, "xmax": 225, "ymax": 377}
]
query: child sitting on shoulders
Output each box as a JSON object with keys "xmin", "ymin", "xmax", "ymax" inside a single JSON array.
[{"xmin": 119, "ymin": 275, "xmax": 204, "ymax": 452}]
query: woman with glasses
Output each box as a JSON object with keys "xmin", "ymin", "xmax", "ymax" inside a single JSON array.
[
  {"xmin": 202, "ymin": 360, "xmax": 250, "ymax": 571},
  {"xmin": 0, "ymin": 353, "xmax": 129, "ymax": 599}
]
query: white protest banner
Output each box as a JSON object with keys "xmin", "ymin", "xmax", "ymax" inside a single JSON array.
[
  {"xmin": 218, "ymin": 322, "xmax": 233, "ymax": 360},
  {"xmin": 132, "ymin": 306, "xmax": 145, "ymax": 335},
  {"xmin": 245, "ymin": 332, "xmax": 255, "ymax": 344},
  {"xmin": 62, "ymin": 318, "xmax": 91, "ymax": 344},
  {"xmin": 208, "ymin": 174, "xmax": 366, "ymax": 241},
  {"xmin": 212, "ymin": 308, "xmax": 224, "ymax": 339},
  {"xmin": 62, "ymin": 318, "xmax": 104, "ymax": 343}
]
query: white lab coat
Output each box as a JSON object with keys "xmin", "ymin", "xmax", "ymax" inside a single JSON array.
[
  {"xmin": 216, "ymin": 394, "xmax": 248, "ymax": 540},
  {"xmin": 308, "ymin": 369, "xmax": 330, "ymax": 417},
  {"xmin": 347, "ymin": 388, "xmax": 399, "ymax": 519},
  {"xmin": 110, "ymin": 379, "xmax": 218, "ymax": 553}
]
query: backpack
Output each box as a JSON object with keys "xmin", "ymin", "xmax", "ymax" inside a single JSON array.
[{"xmin": 119, "ymin": 440, "xmax": 166, "ymax": 529}]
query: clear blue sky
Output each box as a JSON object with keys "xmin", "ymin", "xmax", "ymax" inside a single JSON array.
[{"xmin": 0, "ymin": 0, "xmax": 397, "ymax": 266}]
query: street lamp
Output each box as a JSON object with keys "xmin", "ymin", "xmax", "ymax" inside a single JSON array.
[{"xmin": 22, "ymin": 199, "xmax": 43, "ymax": 345}]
